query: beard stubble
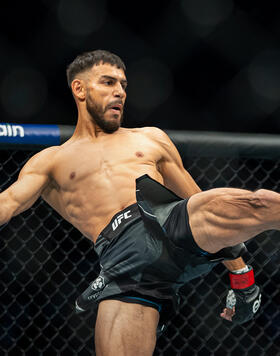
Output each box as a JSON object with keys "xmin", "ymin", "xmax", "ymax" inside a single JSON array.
[{"xmin": 86, "ymin": 96, "xmax": 123, "ymax": 134}]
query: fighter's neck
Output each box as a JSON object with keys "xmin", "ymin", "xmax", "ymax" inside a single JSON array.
[
  {"xmin": 73, "ymin": 116, "xmax": 101, "ymax": 138},
  {"xmin": 72, "ymin": 115, "xmax": 122, "ymax": 140}
]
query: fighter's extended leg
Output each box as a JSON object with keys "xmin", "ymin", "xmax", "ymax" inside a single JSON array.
[
  {"xmin": 187, "ymin": 187, "xmax": 280, "ymax": 253},
  {"xmin": 95, "ymin": 300, "xmax": 159, "ymax": 356}
]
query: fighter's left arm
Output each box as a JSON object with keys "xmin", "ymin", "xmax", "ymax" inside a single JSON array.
[
  {"xmin": 152, "ymin": 127, "xmax": 250, "ymax": 270},
  {"xmin": 149, "ymin": 127, "xmax": 201, "ymax": 198},
  {"xmin": 150, "ymin": 128, "xmax": 262, "ymax": 323}
]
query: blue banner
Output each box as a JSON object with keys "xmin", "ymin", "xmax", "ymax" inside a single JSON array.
[{"xmin": 0, "ymin": 123, "xmax": 60, "ymax": 146}]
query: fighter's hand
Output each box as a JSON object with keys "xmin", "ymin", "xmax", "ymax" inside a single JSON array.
[
  {"xmin": 222, "ymin": 265, "xmax": 262, "ymax": 324},
  {"xmin": 220, "ymin": 306, "xmax": 235, "ymax": 321}
]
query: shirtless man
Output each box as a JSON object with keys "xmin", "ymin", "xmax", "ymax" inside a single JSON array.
[{"xmin": 0, "ymin": 49, "xmax": 278, "ymax": 356}]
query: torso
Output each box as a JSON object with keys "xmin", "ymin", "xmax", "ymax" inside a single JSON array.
[{"xmin": 42, "ymin": 127, "xmax": 164, "ymax": 242}]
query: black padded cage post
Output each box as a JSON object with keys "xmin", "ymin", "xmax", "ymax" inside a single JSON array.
[{"xmin": 1, "ymin": 123, "xmax": 280, "ymax": 356}]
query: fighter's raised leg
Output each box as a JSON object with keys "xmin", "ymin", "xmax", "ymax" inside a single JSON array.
[
  {"xmin": 187, "ymin": 187, "xmax": 280, "ymax": 253},
  {"xmin": 95, "ymin": 300, "xmax": 159, "ymax": 356}
]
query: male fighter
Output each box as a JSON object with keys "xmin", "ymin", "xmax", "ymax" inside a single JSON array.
[{"xmin": 1, "ymin": 50, "xmax": 277, "ymax": 356}]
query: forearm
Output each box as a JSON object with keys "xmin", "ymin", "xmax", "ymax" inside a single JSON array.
[
  {"xmin": 0, "ymin": 149, "xmax": 53, "ymax": 227},
  {"xmin": 0, "ymin": 192, "xmax": 13, "ymax": 226},
  {"xmin": 222, "ymin": 257, "xmax": 247, "ymax": 272},
  {"xmin": 162, "ymin": 170, "xmax": 201, "ymax": 198}
]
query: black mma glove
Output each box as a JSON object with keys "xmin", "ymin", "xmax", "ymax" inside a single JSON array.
[{"xmin": 226, "ymin": 265, "xmax": 261, "ymax": 324}]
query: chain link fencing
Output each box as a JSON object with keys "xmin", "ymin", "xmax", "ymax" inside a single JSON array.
[{"xmin": 1, "ymin": 139, "xmax": 280, "ymax": 355}]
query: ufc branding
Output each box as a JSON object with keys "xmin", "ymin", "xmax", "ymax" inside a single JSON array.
[{"xmin": 112, "ymin": 210, "xmax": 132, "ymax": 231}]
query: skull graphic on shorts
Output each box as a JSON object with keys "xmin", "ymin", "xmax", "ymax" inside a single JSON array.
[{"xmin": 91, "ymin": 276, "xmax": 105, "ymax": 291}]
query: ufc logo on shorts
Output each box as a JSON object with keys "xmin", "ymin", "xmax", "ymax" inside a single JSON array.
[{"xmin": 112, "ymin": 210, "xmax": 132, "ymax": 231}]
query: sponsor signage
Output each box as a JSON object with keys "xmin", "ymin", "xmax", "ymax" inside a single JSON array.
[{"xmin": 0, "ymin": 123, "xmax": 60, "ymax": 146}]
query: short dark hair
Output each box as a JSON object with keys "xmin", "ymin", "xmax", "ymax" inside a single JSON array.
[{"xmin": 66, "ymin": 49, "xmax": 126, "ymax": 88}]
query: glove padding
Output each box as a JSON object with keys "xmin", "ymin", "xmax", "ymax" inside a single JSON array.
[
  {"xmin": 226, "ymin": 265, "xmax": 262, "ymax": 324},
  {"xmin": 226, "ymin": 285, "xmax": 261, "ymax": 324}
]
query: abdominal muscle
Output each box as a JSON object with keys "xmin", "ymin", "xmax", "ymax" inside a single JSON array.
[{"xmin": 43, "ymin": 165, "xmax": 163, "ymax": 243}]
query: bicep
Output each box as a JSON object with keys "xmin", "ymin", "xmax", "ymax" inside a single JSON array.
[
  {"xmin": 155, "ymin": 129, "xmax": 201, "ymax": 197},
  {"xmin": 1, "ymin": 173, "xmax": 47, "ymax": 216},
  {"xmin": 2, "ymin": 170, "xmax": 49, "ymax": 216},
  {"xmin": 0, "ymin": 148, "xmax": 56, "ymax": 216},
  {"xmin": 160, "ymin": 159, "xmax": 201, "ymax": 198}
]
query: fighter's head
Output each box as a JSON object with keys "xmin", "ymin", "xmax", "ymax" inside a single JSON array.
[{"xmin": 66, "ymin": 50, "xmax": 127, "ymax": 133}]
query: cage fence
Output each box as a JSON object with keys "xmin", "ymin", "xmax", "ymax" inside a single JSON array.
[{"xmin": 1, "ymin": 130, "xmax": 280, "ymax": 356}]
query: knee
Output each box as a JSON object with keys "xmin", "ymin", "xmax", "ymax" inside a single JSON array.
[
  {"xmin": 253, "ymin": 189, "xmax": 272, "ymax": 208},
  {"xmin": 227, "ymin": 189, "xmax": 268, "ymax": 210},
  {"xmin": 255, "ymin": 188, "xmax": 280, "ymax": 207}
]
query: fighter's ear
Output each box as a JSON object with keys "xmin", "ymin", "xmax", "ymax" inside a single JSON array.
[{"xmin": 71, "ymin": 79, "xmax": 86, "ymax": 101}]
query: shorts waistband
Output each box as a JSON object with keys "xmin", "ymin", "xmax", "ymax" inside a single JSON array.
[{"xmin": 96, "ymin": 203, "xmax": 141, "ymax": 245}]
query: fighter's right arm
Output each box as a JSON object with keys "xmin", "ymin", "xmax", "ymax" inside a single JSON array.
[{"xmin": 0, "ymin": 147, "xmax": 58, "ymax": 226}]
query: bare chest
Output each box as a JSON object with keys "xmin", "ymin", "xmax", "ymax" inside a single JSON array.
[{"xmin": 52, "ymin": 139, "xmax": 161, "ymax": 189}]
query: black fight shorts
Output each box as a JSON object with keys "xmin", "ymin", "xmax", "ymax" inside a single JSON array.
[{"xmin": 76, "ymin": 175, "xmax": 218, "ymax": 322}]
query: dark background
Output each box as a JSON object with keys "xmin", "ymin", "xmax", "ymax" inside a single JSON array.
[
  {"xmin": 2, "ymin": 2, "xmax": 280, "ymax": 355},
  {"xmin": 1, "ymin": 0, "xmax": 280, "ymax": 134}
]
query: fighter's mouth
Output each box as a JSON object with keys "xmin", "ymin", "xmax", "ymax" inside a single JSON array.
[
  {"xmin": 110, "ymin": 106, "xmax": 121, "ymax": 111},
  {"xmin": 107, "ymin": 102, "xmax": 123, "ymax": 112}
]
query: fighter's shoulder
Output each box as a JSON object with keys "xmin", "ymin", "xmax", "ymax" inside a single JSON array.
[
  {"xmin": 21, "ymin": 146, "xmax": 61, "ymax": 174},
  {"xmin": 131, "ymin": 126, "xmax": 169, "ymax": 141},
  {"xmin": 33, "ymin": 146, "xmax": 61, "ymax": 162}
]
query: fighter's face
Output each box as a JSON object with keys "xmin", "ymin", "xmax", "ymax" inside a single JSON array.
[{"xmin": 85, "ymin": 64, "xmax": 127, "ymax": 133}]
